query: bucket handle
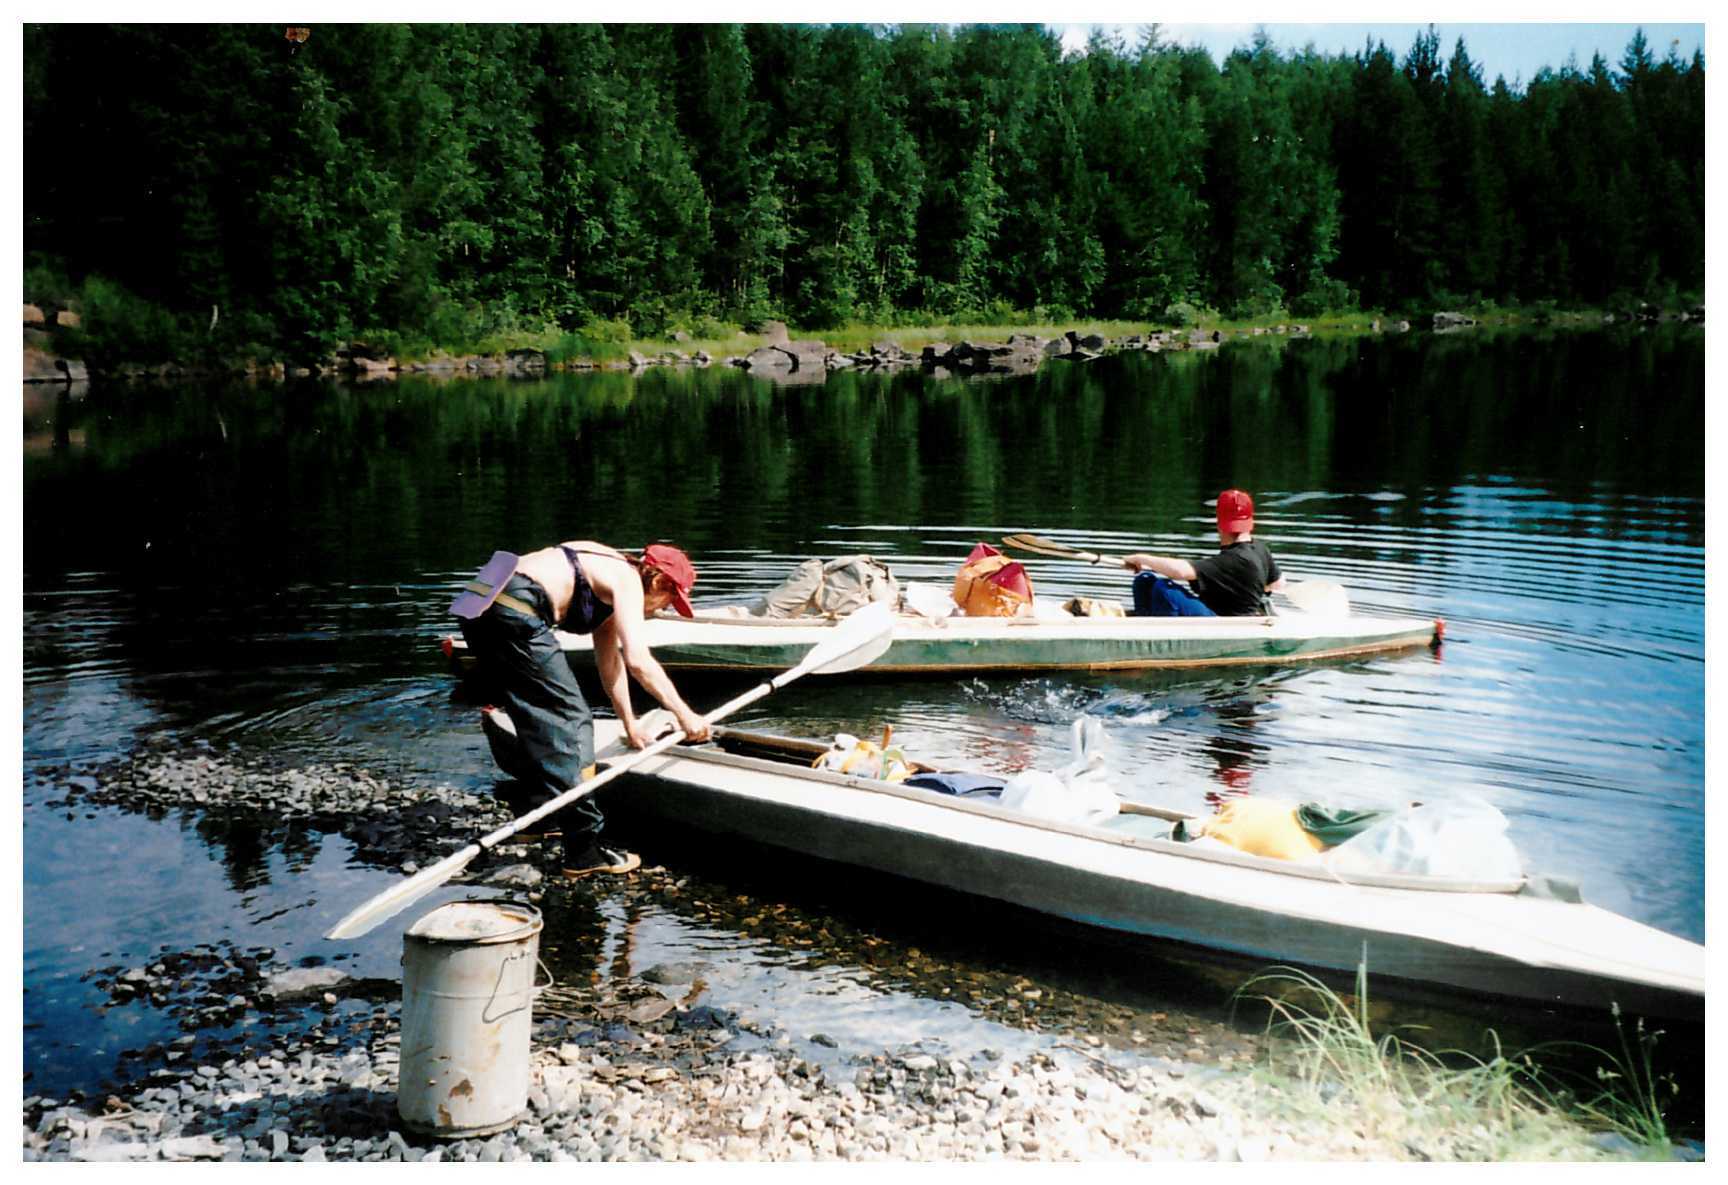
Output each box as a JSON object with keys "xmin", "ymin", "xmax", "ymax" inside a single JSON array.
[
  {"xmin": 534, "ymin": 957, "xmax": 556, "ymax": 998},
  {"xmin": 480, "ymin": 950, "xmax": 552, "ymax": 1024}
]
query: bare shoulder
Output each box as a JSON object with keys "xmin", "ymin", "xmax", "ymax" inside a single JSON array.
[
  {"xmin": 560, "ymin": 541, "xmax": 629, "ymax": 572},
  {"xmin": 565, "ymin": 543, "xmax": 639, "ymax": 599},
  {"xmin": 559, "ymin": 538, "xmax": 626, "ymax": 558}
]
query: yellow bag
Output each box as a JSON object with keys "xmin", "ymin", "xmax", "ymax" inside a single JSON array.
[
  {"xmin": 953, "ymin": 543, "xmax": 1034, "ymax": 618},
  {"xmin": 1196, "ymin": 798, "xmax": 1326, "ymax": 861}
]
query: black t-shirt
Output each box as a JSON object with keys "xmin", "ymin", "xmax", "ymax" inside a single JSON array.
[{"xmin": 1191, "ymin": 540, "xmax": 1281, "ymax": 616}]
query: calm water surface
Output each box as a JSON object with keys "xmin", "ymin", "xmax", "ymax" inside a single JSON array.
[{"xmin": 21, "ymin": 325, "xmax": 1705, "ymax": 1098}]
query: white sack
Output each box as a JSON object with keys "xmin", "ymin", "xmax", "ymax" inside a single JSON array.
[{"xmin": 1323, "ymin": 795, "xmax": 1523, "ymax": 881}]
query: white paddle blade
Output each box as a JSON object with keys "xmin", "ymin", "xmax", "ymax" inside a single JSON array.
[
  {"xmin": 323, "ymin": 842, "xmax": 481, "ymax": 940},
  {"xmin": 1283, "ymin": 580, "xmax": 1350, "ymax": 618},
  {"xmin": 798, "ymin": 601, "xmax": 896, "ymax": 676}
]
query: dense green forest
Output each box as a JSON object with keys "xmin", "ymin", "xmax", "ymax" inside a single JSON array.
[{"xmin": 23, "ymin": 23, "xmax": 1704, "ymax": 362}]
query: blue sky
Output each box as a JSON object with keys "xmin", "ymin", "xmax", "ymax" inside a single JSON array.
[{"xmin": 1055, "ymin": 23, "xmax": 1704, "ymax": 86}]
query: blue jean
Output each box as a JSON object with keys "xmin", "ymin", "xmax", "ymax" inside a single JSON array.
[
  {"xmin": 1132, "ymin": 572, "xmax": 1216, "ymax": 617},
  {"xmin": 458, "ymin": 575, "xmax": 604, "ymax": 852}
]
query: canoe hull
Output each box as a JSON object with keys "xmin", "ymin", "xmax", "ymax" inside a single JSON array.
[{"xmin": 581, "ymin": 726, "xmax": 1703, "ymax": 1023}]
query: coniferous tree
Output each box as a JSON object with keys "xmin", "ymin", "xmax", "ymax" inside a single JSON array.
[{"xmin": 1437, "ymin": 38, "xmax": 1503, "ymax": 299}]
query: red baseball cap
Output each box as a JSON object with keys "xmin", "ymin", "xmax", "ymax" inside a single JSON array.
[
  {"xmin": 641, "ymin": 543, "xmax": 696, "ymax": 617},
  {"xmin": 1216, "ymin": 489, "xmax": 1255, "ymax": 534}
]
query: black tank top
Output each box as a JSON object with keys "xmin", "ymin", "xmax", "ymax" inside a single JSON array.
[{"xmin": 558, "ymin": 546, "xmax": 615, "ymax": 635}]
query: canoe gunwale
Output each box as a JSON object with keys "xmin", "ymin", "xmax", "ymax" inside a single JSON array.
[{"xmin": 672, "ymin": 610, "xmax": 1285, "ymax": 630}]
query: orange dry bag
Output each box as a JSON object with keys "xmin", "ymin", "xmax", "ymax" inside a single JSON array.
[{"xmin": 953, "ymin": 543, "xmax": 1035, "ymax": 617}]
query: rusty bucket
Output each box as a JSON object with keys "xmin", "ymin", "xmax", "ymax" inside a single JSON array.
[{"xmin": 397, "ymin": 899, "xmax": 548, "ymax": 1138}]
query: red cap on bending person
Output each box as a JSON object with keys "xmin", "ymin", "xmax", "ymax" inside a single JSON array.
[
  {"xmin": 1216, "ymin": 489, "xmax": 1255, "ymax": 534},
  {"xmin": 641, "ymin": 543, "xmax": 697, "ymax": 617}
]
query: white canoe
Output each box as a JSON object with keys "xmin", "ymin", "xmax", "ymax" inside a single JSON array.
[
  {"xmin": 444, "ymin": 604, "xmax": 1442, "ymax": 676},
  {"xmin": 571, "ymin": 719, "xmax": 1702, "ymax": 1022}
]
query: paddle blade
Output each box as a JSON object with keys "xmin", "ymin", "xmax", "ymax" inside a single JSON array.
[
  {"xmin": 1282, "ymin": 580, "xmax": 1350, "ymax": 618},
  {"xmin": 790, "ymin": 600, "xmax": 896, "ymax": 677},
  {"xmin": 1002, "ymin": 532, "xmax": 1079, "ymax": 558},
  {"xmin": 323, "ymin": 842, "xmax": 481, "ymax": 940},
  {"xmin": 1002, "ymin": 533, "xmax": 1117, "ymax": 566}
]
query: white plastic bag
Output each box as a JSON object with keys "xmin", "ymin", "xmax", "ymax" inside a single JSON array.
[
  {"xmin": 1032, "ymin": 596, "xmax": 1075, "ymax": 621},
  {"xmin": 1322, "ymin": 795, "xmax": 1523, "ymax": 881},
  {"xmin": 999, "ymin": 716, "xmax": 1120, "ymax": 825},
  {"xmin": 901, "ymin": 582, "xmax": 957, "ymax": 621}
]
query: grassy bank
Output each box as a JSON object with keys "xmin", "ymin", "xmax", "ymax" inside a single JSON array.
[
  {"xmin": 1232, "ymin": 966, "xmax": 1696, "ymax": 1161},
  {"xmin": 24, "ymin": 267, "xmax": 1702, "ymax": 376}
]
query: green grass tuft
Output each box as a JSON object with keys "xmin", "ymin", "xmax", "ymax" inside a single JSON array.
[
  {"xmin": 1231, "ymin": 963, "xmax": 1681, "ymax": 1161},
  {"xmin": 1516, "ymin": 1002, "xmax": 1679, "ymax": 1149}
]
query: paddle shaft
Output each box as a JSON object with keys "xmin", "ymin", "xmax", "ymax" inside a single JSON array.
[
  {"xmin": 1061, "ymin": 546, "xmax": 1125, "ymax": 567},
  {"xmin": 325, "ymin": 688, "xmax": 773, "ymax": 938},
  {"xmin": 481, "ymin": 675, "xmax": 785, "ymax": 850}
]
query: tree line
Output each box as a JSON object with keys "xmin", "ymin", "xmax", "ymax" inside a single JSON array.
[{"xmin": 22, "ymin": 23, "xmax": 1704, "ymax": 361}]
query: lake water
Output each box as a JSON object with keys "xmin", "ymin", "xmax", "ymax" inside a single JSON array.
[{"xmin": 21, "ymin": 324, "xmax": 1705, "ymax": 1100}]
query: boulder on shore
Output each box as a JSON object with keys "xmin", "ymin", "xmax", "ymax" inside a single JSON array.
[
  {"xmin": 753, "ymin": 319, "xmax": 791, "ymax": 345},
  {"xmin": 742, "ymin": 340, "xmax": 827, "ymax": 373},
  {"xmin": 504, "ymin": 348, "xmax": 547, "ymax": 373},
  {"xmin": 744, "ymin": 345, "xmax": 794, "ymax": 371},
  {"xmin": 348, "ymin": 356, "xmax": 396, "ymax": 377}
]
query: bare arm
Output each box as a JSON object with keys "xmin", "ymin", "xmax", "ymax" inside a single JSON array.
[
  {"xmin": 1120, "ymin": 552, "xmax": 1198, "ymax": 582},
  {"xmin": 594, "ymin": 574, "xmax": 710, "ymax": 745},
  {"xmin": 591, "ymin": 619, "xmax": 636, "ymax": 736}
]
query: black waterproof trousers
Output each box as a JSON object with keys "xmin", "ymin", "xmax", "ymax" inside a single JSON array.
[{"xmin": 459, "ymin": 574, "xmax": 604, "ymax": 850}]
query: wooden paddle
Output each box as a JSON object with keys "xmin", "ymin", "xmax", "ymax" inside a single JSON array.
[
  {"xmin": 323, "ymin": 601, "xmax": 898, "ymax": 941},
  {"xmin": 1001, "ymin": 532, "xmax": 1350, "ymax": 617}
]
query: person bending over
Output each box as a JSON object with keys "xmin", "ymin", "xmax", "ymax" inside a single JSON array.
[{"xmin": 454, "ymin": 540, "xmax": 711, "ymax": 877}]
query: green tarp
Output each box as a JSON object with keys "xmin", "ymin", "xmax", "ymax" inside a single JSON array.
[{"xmin": 1295, "ymin": 803, "xmax": 1394, "ymax": 846}]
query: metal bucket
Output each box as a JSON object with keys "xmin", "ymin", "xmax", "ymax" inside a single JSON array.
[{"xmin": 397, "ymin": 899, "xmax": 549, "ymax": 1138}]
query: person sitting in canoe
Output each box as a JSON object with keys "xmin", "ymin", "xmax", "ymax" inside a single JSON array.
[
  {"xmin": 1122, "ymin": 489, "xmax": 1286, "ymax": 616},
  {"xmin": 451, "ymin": 541, "xmax": 712, "ymax": 878}
]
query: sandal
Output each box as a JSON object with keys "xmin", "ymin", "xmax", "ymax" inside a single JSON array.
[{"xmin": 560, "ymin": 845, "xmax": 641, "ymax": 879}]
